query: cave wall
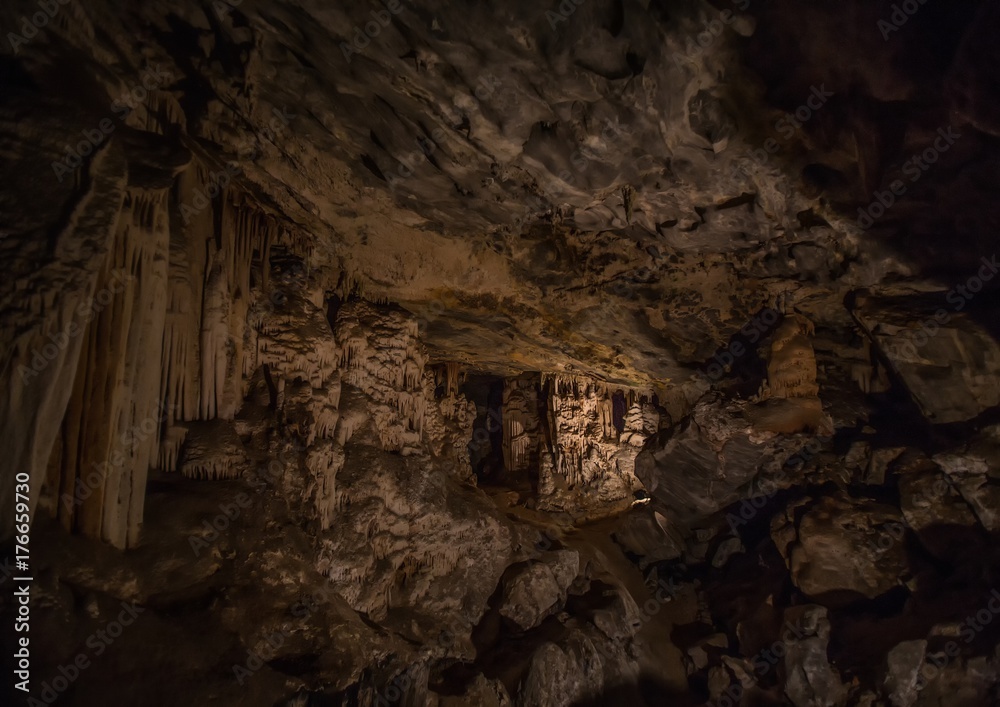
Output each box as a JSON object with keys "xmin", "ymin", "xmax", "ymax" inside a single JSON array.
[
  {"xmin": 5, "ymin": 1, "xmax": 1000, "ymax": 705},
  {"xmin": 0, "ymin": 97, "xmax": 316, "ymax": 545}
]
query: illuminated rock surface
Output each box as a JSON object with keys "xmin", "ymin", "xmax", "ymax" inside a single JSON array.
[{"xmin": 3, "ymin": 1, "xmax": 1000, "ymax": 705}]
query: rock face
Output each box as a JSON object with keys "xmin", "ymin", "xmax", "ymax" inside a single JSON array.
[
  {"xmin": 499, "ymin": 550, "xmax": 580, "ymax": 631},
  {"xmin": 933, "ymin": 443, "xmax": 1000, "ymax": 533},
  {"xmin": 780, "ymin": 605, "xmax": 848, "ymax": 707},
  {"xmin": 536, "ymin": 376, "xmax": 660, "ymax": 513},
  {"xmin": 771, "ymin": 494, "xmax": 909, "ymax": 601},
  {"xmin": 4, "ymin": 0, "xmax": 1000, "ymax": 705},
  {"xmin": 897, "ymin": 456, "xmax": 983, "ymax": 561},
  {"xmin": 634, "ymin": 393, "xmax": 819, "ymax": 526},
  {"xmin": 518, "ymin": 636, "xmax": 604, "ymax": 707},
  {"xmin": 883, "ymin": 639, "xmax": 928, "ymax": 707},
  {"xmin": 611, "ymin": 505, "xmax": 685, "ymax": 565},
  {"xmin": 851, "ymin": 291, "xmax": 1000, "ymax": 424}
]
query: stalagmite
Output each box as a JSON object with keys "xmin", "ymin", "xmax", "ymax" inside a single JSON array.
[
  {"xmin": 332, "ymin": 301, "xmax": 439, "ymax": 455},
  {"xmin": 750, "ymin": 314, "xmax": 832, "ymax": 435},
  {"xmin": 500, "ymin": 373, "xmax": 662, "ymax": 514},
  {"xmin": 6, "ymin": 4, "xmax": 1000, "ymax": 705},
  {"xmin": 502, "ymin": 376, "xmax": 543, "ymax": 475}
]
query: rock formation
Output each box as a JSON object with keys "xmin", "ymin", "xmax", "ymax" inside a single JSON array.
[{"xmin": 3, "ymin": 0, "xmax": 1000, "ymax": 705}]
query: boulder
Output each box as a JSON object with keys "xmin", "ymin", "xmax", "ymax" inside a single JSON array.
[
  {"xmin": 772, "ymin": 494, "xmax": 909, "ymax": 601},
  {"xmin": 882, "ymin": 639, "xmax": 927, "ymax": 707},
  {"xmin": 589, "ymin": 583, "xmax": 644, "ymax": 642},
  {"xmin": 933, "ymin": 452, "xmax": 1000, "ymax": 532},
  {"xmin": 611, "ymin": 506, "xmax": 685, "ymax": 565},
  {"xmin": 517, "ymin": 634, "xmax": 603, "ymax": 707},
  {"xmin": 852, "ymin": 291, "xmax": 1000, "ymax": 424},
  {"xmin": 687, "ymin": 633, "xmax": 729, "ymax": 672},
  {"xmin": 868, "ymin": 446, "xmax": 906, "ymax": 485},
  {"xmin": 781, "ymin": 605, "xmax": 849, "ymax": 707},
  {"xmin": 911, "ymin": 654, "xmax": 1000, "ymax": 706},
  {"xmin": 635, "ymin": 394, "xmax": 823, "ymax": 526},
  {"xmin": 499, "ymin": 550, "xmax": 579, "ymax": 631},
  {"xmin": 712, "ymin": 536, "xmax": 745, "ymax": 569},
  {"xmin": 898, "ymin": 462, "xmax": 982, "ymax": 560}
]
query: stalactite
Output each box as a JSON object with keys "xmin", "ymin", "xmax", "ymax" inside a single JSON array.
[
  {"xmin": 199, "ymin": 250, "xmax": 230, "ymax": 420},
  {"xmin": 157, "ymin": 426, "xmax": 188, "ymax": 472},
  {"xmin": 306, "ymin": 440, "xmax": 343, "ymax": 531},
  {"xmin": 332, "ymin": 301, "xmax": 435, "ymax": 454},
  {"xmin": 529, "ymin": 371, "xmax": 663, "ymax": 514},
  {"xmin": 53, "ymin": 187, "xmax": 170, "ymax": 549},
  {"xmin": 502, "ymin": 376, "xmax": 541, "ymax": 475},
  {"xmin": 16, "ymin": 135, "xmax": 325, "ymax": 547},
  {"xmin": 177, "ymin": 419, "xmax": 246, "ymax": 481},
  {"xmin": 157, "ymin": 158, "xmax": 216, "ymax": 445}
]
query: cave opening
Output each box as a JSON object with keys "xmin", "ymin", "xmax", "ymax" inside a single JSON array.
[
  {"xmin": 326, "ymin": 293, "xmax": 343, "ymax": 329},
  {"xmin": 460, "ymin": 373, "xmax": 506, "ymax": 485},
  {"xmin": 611, "ymin": 389, "xmax": 628, "ymax": 435}
]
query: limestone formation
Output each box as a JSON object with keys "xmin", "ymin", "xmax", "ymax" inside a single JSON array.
[
  {"xmin": 771, "ymin": 494, "xmax": 910, "ymax": 601},
  {"xmin": 3, "ymin": 0, "xmax": 1000, "ymax": 705}
]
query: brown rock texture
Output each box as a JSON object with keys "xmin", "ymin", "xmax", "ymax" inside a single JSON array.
[{"xmin": 3, "ymin": 0, "xmax": 1000, "ymax": 705}]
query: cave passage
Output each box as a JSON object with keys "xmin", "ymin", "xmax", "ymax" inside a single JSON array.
[
  {"xmin": 3, "ymin": 0, "xmax": 1000, "ymax": 705},
  {"xmin": 462, "ymin": 374, "xmax": 506, "ymax": 484}
]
